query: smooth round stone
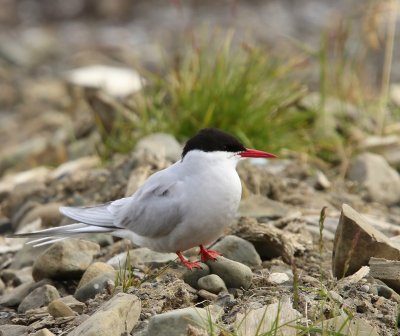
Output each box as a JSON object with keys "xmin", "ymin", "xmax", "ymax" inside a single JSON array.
[{"xmin": 197, "ymin": 274, "xmax": 227, "ymax": 294}]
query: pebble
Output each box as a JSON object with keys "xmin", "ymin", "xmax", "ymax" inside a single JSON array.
[
  {"xmin": 32, "ymin": 239, "xmax": 100, "ymax": 281},
  {"xmin": 145, "ymin": 307, "xmax": 209, "ymax": 336},
  {"xmin": 77, "ymin": 262, "xmax": 115, "ymax": 289},
  {"xmin": 57, "ymin": 295, "xmax": 85, "ymax": 314},
  {"xmin": 267, "ymin": 272, "xmax": 290, "ymax": 285},
  {"xmin": 211, "ymin": 235, "xmax": 261, "ymax": 267},
  {"xmin": 74, "ymin": 272, "xmax": 115, "ymax": 302},
  {"xmin": 1, "ymin": 267, "xmax": 33, "ymax": 286},
  {"xmin": 18, "ymin": 284, "xmax": 60, "ymax": 313},
  {"xmin": 0, "ymin": 279, "xmax": 50, "ymax": 307},
  {"xmin": 206, "ymin": 256, "xmax": 253, "ymax": 289},
  {"xmin": 198, "ymin": 274, "xmax": 227, "ymax": 294},
  {"xmin": 17, "ymin": 202, "xmax": 62, "ymax": 230},
  {"xmin": 134, "ymin": 133, "xmax": 182, "ymax": 162},
  {"xmin": 68, "ymin": 293, "xmax": 141, "ymax": 336},
  {"xmin": 197, "ymin": 289, "xmax": 218, "ymax": 301},
  {"xmin": 360, "ymin": 284, "xmax": 370, "ymax": 293},
  {"xmin": 31, "ymin": 328, "xmax": 56, "ymax": 336},
  {"xmin": 0, "ymin": 324, "xmax": 29, "ymax": 336},
  {"xmin": 182, "ymin": 263, "xmax": 210, "ymax": 289},
  {"xmin": 47, "ymin": 299, "xmax": 75, "ymax": 317}
]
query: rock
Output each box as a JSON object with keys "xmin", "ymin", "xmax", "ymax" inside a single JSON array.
[
  {"xmin": 77, "ymin": 262, "xmax": 115, "ymax": 289},
  {"xmin": 235, "ymin": 299, "xmax": 300, "ymax": 336},
  {"xmin": 314, "ymin": 170, "xmax": 331, "ymax": 190},
  {"xmin": 0, "ymin": 279, "xmax": 50, "ymax": 307},
  {"xmin": 238, "ymin": 195, "xmax": 289, "ymax": 220},
  {"xmin": 107, "ymin": 248, "xmax": 176, "ymax": 270},
  {"xmin": 10, "ymin": 244, "xmax": 49, "ymax": 269},
  {"xmin": 332, "ymin": 204, "xmax": 400, "ymax": 278},
  {"xmin": 16, "ymin": 202, "xmax": 62, "ymax": 230},
  {"xmin": 198, "ymin": 274, "xmax": 227, "ymax": 294},
  {"xmin": 1, "ymin": 267, "xmax": 33, "ymax": 286},
  {"xmin": 0, "ymin": 278, "xmax": 4, "ymax": 294},
  {"xmin": 18, "ymin": 284, "xmax": 60, "ymax": 313},
  {"xmin": 50, "ymin": 156, "xmax": 100, "ymax": 180},
  {"xmin": 31, "ymin": 329, "xmax": 55, "ymax": 336},
  {"xmin": 68, "ymin": 293, "xmax": 141, "ymax": 336},
  {"xmin": 0, "ymin": 324, "xmax": 29, "ymax": 336},
  {"xmin": 206, "ymin": 257, "xmax": 253, "ymax": 289},
  {"xmin": 336, "ymin": 266, "xmax": 370, "ymax": 289},
  {"xmin": 125, "ymin": 165, "xmax": 151, "ymax": 196},
  {"xmin": 182, "ymin": 263, "xmax": 210, "ymax": 289},
  {"xmin": 369, "ymin": 258, "xmax": 400, "ymax": 292},
  {"xmin": 197, "ymin": 289, "xmax": 218, "ymax": 301},
  {"xmin": 211, "ymin": 235, "xmax": 261, "ymax": 267},
  {"xmin": 145, "ymin": 307, "xmax": 211, "ymax": 336},
  {"xmin": 48, "ymin": 299, "xmax": 75, "ymax": 317},
  {"xmin": 317, "ymin": 314, "xmax": 379, "ymax": 336},
  {"xmin": 267, "ymin": 272, "xmax": 291, "ymax": 285},
  {"xmin": 347, "ymin": 153, "xmax": 400, "ymax": 205},
  {"xmin": 74, "ymin": 272, "xmax": 115, "ymax": 302},
  {"xmin": 32, "ymin": 239, "xmax": 100, "ymax": 281},
  {"xmin": 232, "ymin": 217, "xmax": 309, "ymax": 264},
  {"xmin": 134, "ymin": 133, "xmax": 182, "ymax": 163},
  {"xmin": 361, "ymin": 135, "xmax": 400, "ymax": 169},
  {"xmin": 66, "ymin": 65, "xmax": 143, "ymax": 97},
  {"xmin": 57, "ymin": 295, "xmax": 85, "ymax": 314}
]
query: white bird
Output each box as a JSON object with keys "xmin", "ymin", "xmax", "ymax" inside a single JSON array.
[{"xmin": 13, "ymin": 128, "xmax": 276, "ymax": 270}]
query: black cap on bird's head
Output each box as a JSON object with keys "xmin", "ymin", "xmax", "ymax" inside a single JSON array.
[{"xmin": 182, "ymin": 128, "xmax": 277, "ymax": 159}]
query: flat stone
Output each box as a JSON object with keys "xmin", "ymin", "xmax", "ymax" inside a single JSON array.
[
  {"xmin": 145, "ymin": 307, "xmax": 210, "ymax": 336},
  {"xmin": 134, "ymin": 133, "xmax": 182, "ymax": 162},
  {"xmin": 31, "ymin": 329, "xmax": 55, "ymax": 336},
  {"xmin": 332, "ymin": 204, "xmax": 400, "ymax": 278},
  {"xmin": 0, "ymin": 279, "xmax": 50, "ymax": 307},
  {"xmin": 58, "ymin": 295, "xmax": 85, "ymax": 314},
  {"xmin": 50, "ymin": 156, "xmax": 100, "ymax": 180},
  {"xmin": 239, "ymin": 195, "xmax": 290, "ymax": 220},
  {"xmin": 211, "ymin": 235, "xmax": 261, "ymax": 267},
  {"xmin": 107, "ymin": 248, "xmax": 176, "ymax": 270},
  {"xmin": 32, "ymin": 239, "xmax": 100, "ymax": 281},
  {"xmin": 197, "ymin": 274, "xmax": 227, "ymax": 294},
  {"xmin": 77, "ymin": 262, "xmax": 115, "ymax": 289},
  {"xmin": 369, "ymin": 258, "xmax": 400, "ymax": 293},
  {"xmin": 17, "ymin": 202, "xmax": 62, "ymax": 230},
  {"xmin": 18, "ymin": 284, "xmax": 60, "ymax": 313},
  {"xmin": 235, "ymin": 299, "xmax": 300, "ymax": 336},
  {"xmin": 206, "ymin": 256, "xmax": 253, "ymax": 289},
  {"xmin": 182, "ymin": 263, "xmax": 210, "ymax": 289},
  {"xmin": 68, "ymin": 293, "xmax": 141, "ymax": 336},
  {"xmin": 317, "ymin": 314, "xmax": 379, "ymax": 336},
  {"xmin": 74, "ymin": 272, "xmax": 115, "ymax": 302},
  {"xmin": 48, "ymin": 299, "xmax": 75, "ymax": 317},
  {"xmin": 0, "ymin": 324, "xmax": 29, "ymax": 336},
  {"xmin": 267, "ymin": 272, "xmax": 291, "ymax": 285},
  {"xmin": 347, "ymin": 152, "xmax": 400, "ymax": 205}
]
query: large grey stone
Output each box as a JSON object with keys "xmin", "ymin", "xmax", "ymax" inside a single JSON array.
[
  {"xmin": 74, "ymin": 272, "xmax": 115, "ymax": 302},
  {"xmin": 206, "ymin": 257, "xmax": 253, "ymax": 289},
  {"xmin": 68, "ymin": 293, "xmax": 141, "ymax": 336},
  {"xmin": 18, "ymin": 284, "xmax": 60, "ymax": 313},
  {"xmin": 32, "ymin": 239, "xmax": 100, "ymax": 281},
  {"xmin": 333, "ymin": 204, "xmax": 400, "ymax": 278},
  {"xmin": 146, "ymin": 307, "xmax": 209, "ymax": 336},
  {"xmin": 347, "ymin": 152, "xmax": 400, "ymax": 205},
  {"xmin": 0, "ymin": 279, "xmax": 50, "ymax": 307},
  {"xmin": 212, "ymin": 235, "xmax": 261, "ymax": 267},
  {"xmin": 0, "ymin": 324, "xmax": 29, "ymax": 336},
  {"xmin": 134, "ymin": 133, "xmax": 182, "ymax": 162}
]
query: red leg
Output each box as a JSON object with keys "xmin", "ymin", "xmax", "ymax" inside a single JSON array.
[
  {"xmin": 176, "ymin": 251, "xmax": 202, "ymax": 270},
  {"xmin": 199, "ymin": 245, "xmax": 222, "ymax": 262}
]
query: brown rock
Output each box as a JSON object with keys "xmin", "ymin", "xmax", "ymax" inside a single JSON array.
[
  {"xmin": 369, "ymin": 258, "xmax": 400, "ymax": 293},
  {"xmin": 333, "ymin": 204, "xmax": 400, "ymax": 278},
  {"xmin": 48, "ymin": 299, "xmax": 75, "ymax": 317},
  {"xmin": 77, "ymin": 262, "xmax": 115, "ymax": 290},
  {"xmin": 32, "ymin": 239, "xmax": 100, "ymax": 281},
  {"xmin": 18, "ymin": 202, "xmax": 62, "ymax": 229}
]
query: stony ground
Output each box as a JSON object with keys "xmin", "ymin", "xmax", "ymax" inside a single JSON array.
[{"xmin": 1, "ymin": 123, "xmax": 400, "ymax": 335}]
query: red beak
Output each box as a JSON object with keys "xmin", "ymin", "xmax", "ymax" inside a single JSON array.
[{"xmin": 239, "ymin": 148, "xmax": 277, "ymax": 159}]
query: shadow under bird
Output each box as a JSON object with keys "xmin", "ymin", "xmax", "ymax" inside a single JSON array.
[{"xmin": 13, "ymin": 128, "xmax": 276, "ymax": 270}]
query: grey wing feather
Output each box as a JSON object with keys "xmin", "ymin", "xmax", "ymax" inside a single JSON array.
[
  {"xmin": 108, "ymin": 179, "xmax": 183, "ymax": 238},
  {"xmin": 59, "ymin": 203, "xmax": 117, "ymax": 227}
]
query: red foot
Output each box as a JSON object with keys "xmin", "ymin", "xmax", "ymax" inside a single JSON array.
[
  {"xmin": 176, "ymin": 251, "xmax": 202, "ymax": 270},
  {"xmin": 199, "ymin": 245, "xmax": 222, "ymax": 262}
]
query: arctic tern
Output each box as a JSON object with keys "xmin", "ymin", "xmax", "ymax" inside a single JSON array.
[{"xmin": 13, "ymin": 128, "xmax": 276, "ymax": 270}]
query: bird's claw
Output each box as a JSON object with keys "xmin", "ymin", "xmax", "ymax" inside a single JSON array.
[
  {"xmin": 199, "ymin": 246, "xmax": 222, "ymax": 262},
  {"xmin": 182, "ymin": 259, "xmax": 203, "ymax": 270}
]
